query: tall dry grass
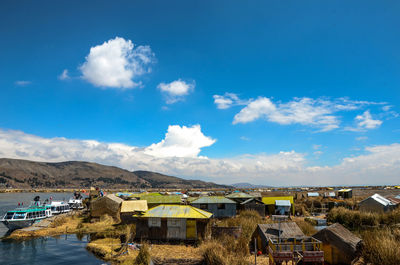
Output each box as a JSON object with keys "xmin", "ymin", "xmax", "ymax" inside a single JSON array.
[
  {"xmin": 361, "ymin": 228, "xmax": 400, "ymax": 265},
  {"xmin": 327, "ymin": 207, "xmax": 400, "ymax": 230},
  {"xmin": 133, "ymin": 242, "xmax": 151, "ymax": 265},
  {"xmin": 295, "ymin": 219, "xmax": 317, "ymax": 236},
  {"xmin": 201, "ymin": 210, "xmax": 272, "ymax": 264},
  {"xmin": 217, "ymin": 210, "xmax": 271, "ymax": 241},
  {"xmin": 200, "ymin": 240, "xmax": 249, "ymax": 265}
]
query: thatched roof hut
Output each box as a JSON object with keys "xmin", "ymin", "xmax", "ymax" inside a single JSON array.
[
  {"xmin": 312, "ymin": 223, "xmax": 362, "ymax": 265},
  {"xmin": 91, "ymin": 194, "xmax": 123, "ymax": 220}
]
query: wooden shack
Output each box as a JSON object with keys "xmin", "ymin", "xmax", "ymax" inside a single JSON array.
[
  {"xmin": 134, "ymin": 205, "xmax": 212, "ymax": 241},
  {"xmin": 191, "ymin": 196, "xmax": 236, "ymax": 218},
  {"xmin": 359, "ymin": 193, "xmax": 396, "ymax": 213},
  {"xmin": 251, "ymin": 222, "xmax": 324, "ymax": 264},
  {"xmin": 337, "ymin": 189, "xmax": 352, "ymax": 199},
  {"xmin": 262, "ymin": 196, "xmax": 295, "ymax": 216},
  {"xmin": 239, "ymin": 198, "xmax": 266, "ymax": 216},
  {"xmin": 312, "ymin": 223, "xmax": 362, "ymax": 265}
]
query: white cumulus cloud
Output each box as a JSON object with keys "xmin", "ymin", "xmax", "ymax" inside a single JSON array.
[
  {"xmin": 233, "ymin": 97, "xmax": 340, "ymax": 131},
  {"xmin": 0, "ymin": 128, "xmax": 399, "ymax": 186},
  {"xmin": 227, "ymin": 96, "xmax": 391, "ymax": 132},
  {"xmin": 80, "ymin": 37, "xmax": 155, "ymax": 89},
  {"xmin": 145, "ymin": 125, "xmax": 215, "ymax": 158},
  {"xmin": 158, "ymin": 79, "xmax": 195, "ymax": 104}
]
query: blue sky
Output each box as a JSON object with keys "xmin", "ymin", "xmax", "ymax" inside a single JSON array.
[{"xmin": 0, "ymin": 1, "xmax": 399, "ymax": 185}]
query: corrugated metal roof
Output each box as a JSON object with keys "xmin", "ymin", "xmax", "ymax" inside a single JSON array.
[
  {"xmin": 226, "ymin": 192, "xmax": 254, "ymax": 198},
  {"xmin": 262, "ymin": 196, "xmax": 294, "ymax": 205},
  {"xmin": 135, "ymin": 205, "xmax": 213, "ymax": 219},
  {"xmin": 191, "ymin": 196, "xmax": 236, "ymax": 204},
  {"xmin": 139, "ymin": 195, "xmax": 182, "ymax": 204},
  {"xmin": 366, "ymin": 193, "xmax": 394, "ymax": 206},
  {"xmin": 120, "ymin": 200, "xmax": 148, "ymax": 212},
  {"xmin": 275, "ymin": 200, "xmax": 291, "ymax": 206},
  {"xmin": 307, "ymin": 192, "xmax": 320, "ymax": 197},
  {"xmin": 257, "ymin": 222, "xmax": 305, "ymax": 239},
  {"xmin": 338, "ymin": 189, "xmax": 352, "ymax": 192}
]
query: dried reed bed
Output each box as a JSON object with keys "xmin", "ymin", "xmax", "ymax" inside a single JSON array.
[
  {"xmin": 8, "ymin": 213, "xmax": 83, "ymax": 239},
  {"xmin": 327, "ymin": 207, "xmax": 400, "ymax": 230},
  {"xmin": 294, "ymin": 219, "xmax": 317, "ymax": 236},
  {"xmin": 361, "ymin": 228, "xmax": 400, "ymax": 265},
  {"xmin": 200, "ymin": 210, "xmax": 273, "ymax": 265},
  {"xmin": 86, "ymin": 237, "xmax": 122, "ymax": 260},
  {"xmin": 216, "ymin": 210, "xmax": 272, "ymax": 241}
]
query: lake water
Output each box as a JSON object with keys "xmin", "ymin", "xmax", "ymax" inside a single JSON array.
[{"xmin": 0, "ymin": 192, "xmax": 106, "ymax": 264}]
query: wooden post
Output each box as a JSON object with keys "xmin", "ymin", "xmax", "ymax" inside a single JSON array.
[{"xmin": 254, "ymin": 237, "xmax": 257, "ymax": 265}]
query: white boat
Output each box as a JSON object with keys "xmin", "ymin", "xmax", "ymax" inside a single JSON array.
[
  {"xmin": 68, "ymin": 198, "xmax": 84, "ymax": 210},
  {"xmin": 1, "ymin": 202, "xmax": 51, "ymax": 230},
  {"xmin": 49, "ymin": 201, "xmax": 71, "ymax": 215}
]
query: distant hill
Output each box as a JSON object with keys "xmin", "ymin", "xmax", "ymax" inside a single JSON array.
[
  {"xmin": 0, "ymin": 158, "xmax": 228, "ymax": 189},
  {"xmin": 232, "ymin": 182, "xmax": 274, "ymax": 189},
  {"xmin": 134, "ymin": 170, "xmax": 229, "ymax": 189}
]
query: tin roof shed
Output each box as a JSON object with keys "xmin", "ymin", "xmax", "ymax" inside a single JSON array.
[
  {"xmin": 275, "ymin": 200, "xmax": 291, "ymax": 207},
  {"xmin": 262, "ymin": 196, "xmax": 294, "ymax": 205},
  {"xmin": 135, "ymin": 205, "xmax": 213, "ymax": 219},
  {"xmin": 191, "ymin": 196, "xmax": 236, "ymax": 204}
]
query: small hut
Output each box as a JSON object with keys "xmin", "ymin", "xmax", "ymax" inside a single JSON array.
[
  {"xmin": 134, "ymin": 205, "xmax": 212, "ymax": 241},
  {"xmin": 90, "ymin": 194, "xmax": 123, "ymax": 220},
  {"xmin": 191, "ymin": 196, "xmax": 236, "ymax": 218},
  {"xmin": 312, "ymin": 223, "xmax": 362, "ymax": 265},
  {"xmin": 307, "ymin": 192, "xmax": 320, "ymax": 197},
  {"xmin": 337, "ymin": 189, "xmax": 352, "ymax": 199},
  {"xmin": 225, "ymin": 192, "xmax": 254, "ymax": 203},
  {"xmin": 262, "ymin": 196, "xmax": 295, "ymax": 216},
  {"xmin": 240, "ymin": 198, "xmax": 266, "ymax": 216},
  {"xmin": 252, "ymin": 222, "xmax": 324, "ymax": 264},
  {"xmin": 359, "ymin": 193, "xmax": 396, "ymax": 213},
  {"xmin": 120, "ymin": 200, "xmax": 148, "ymax": 223}
]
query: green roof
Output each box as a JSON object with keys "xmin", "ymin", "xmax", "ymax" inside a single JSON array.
[
  {"xmin": 226, "ymin": 192, "xmax": 254, "ymax": 199},
  {"xmin": 135, "ymin": 205, "xmax": 213, "ymax": 219},
  {"xmin": 191, "ymin": 196, "xmax": 236, "ymax": 204},
  {"xmin": 140, "ymin": 195, "xmax": 182, "ymax": 204}
]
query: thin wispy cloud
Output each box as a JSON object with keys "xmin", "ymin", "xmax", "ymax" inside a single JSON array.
[
  {"xmin": 213, "ymin": 93, "xmax": 248, "ymax": 109},
  {"xmin": 14, "ymin": 81, "xmax": 31, "ymax": 86},
  {"xmin": 58, "ymin": 69, "xmax": 70, "ymax": 80},
  {"xmin": 214, "ymin": 94, "xmax": 392, "ymax": 132},
  {"xmin": 80, "ymin": 37, "xmax": 155, "ymax": 89}
]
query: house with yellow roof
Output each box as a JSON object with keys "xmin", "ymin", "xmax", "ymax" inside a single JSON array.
[{"xmin": 133, "ymin": 204, "xmax": 212, "ymax": 240}]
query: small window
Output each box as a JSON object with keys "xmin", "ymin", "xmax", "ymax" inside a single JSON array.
[
  {"xmin": 148, "ymin": 218, "xmax": 161, "ymax": 227},
  {"xmin": 217, "ymin": 203, "xmax": 225, "ymax": 210},
  {"xmin": 200, "ymin": 204, "xmax": 208, "ymax": 210}
]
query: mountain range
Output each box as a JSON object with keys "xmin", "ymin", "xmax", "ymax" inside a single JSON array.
[{"xmin": 0, "ymin": 158, "xmax": 228, "ymax": 189}]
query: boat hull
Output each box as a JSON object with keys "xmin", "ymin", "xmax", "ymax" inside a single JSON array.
[{"xmin": 1, "ymin": 219, "xmax": 35, "ymax": 230}]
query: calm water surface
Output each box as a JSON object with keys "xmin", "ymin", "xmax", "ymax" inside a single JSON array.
[{"xmin": 0, "ymin": 192, "xmax": 106, "ymax": 265}]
